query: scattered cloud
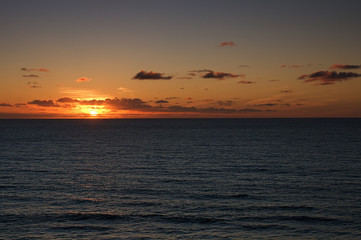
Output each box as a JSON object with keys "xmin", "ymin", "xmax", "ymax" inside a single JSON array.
[
  {"xmin": 133, "ymin": 70, "xmax": 172, "ymax": 80},
  {"xmin": 239, "ymin": 65, "xmax": 249, "ymax": 68},
  {"xmin": 219, "ymin": 41, "xmax": 236, "ymax": 47},
  {"xmin": 155, "ymin": 100, "xmax": 169, "ymax": 104},
  {"xmin": 298, "ymin": 71, "xmax": 361, "ymax": 85},
  {"xmin": 238, "ymin": 80, "xmax": 254, "ymax": 84},
  {"xmin": 76, "ymin": 77, "xmax": 91, "ymax": 82},
  {"xmin": 165, "ymin": 97, "xmax": 178, "ymax": 100},
  {"xmin": 280, "ymin": 90, "xmax": 292, "ymax": 93},
  {"xmin": 21, "ymin": 67, "xmax": 49, "ymax": 72},
  {"xmin": 269, "ymin": 79, "xmax": 280, "ymax": 82},
  {"xmin": 0, "ymin": 103, "xmax": 12, "ymax": 107},
  {"xmin": 28, "ymin": 100, "xmax": 59, "ymax": 107},
  {"xmin": 22, "ymin": 74, "xmax": 39, "ymax": 78},
  {"xmin": 330, "ymin": 64, "xmax": 361, "ymax": 70},
  {"xmin": 27, "ymin": 81, "xmax": 40, "ymax": 88},
  {"xmin": 201, "ymin": 70, "xmax": 242, "ymax": 80}
]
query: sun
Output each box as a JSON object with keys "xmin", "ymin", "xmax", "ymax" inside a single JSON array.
[{"xmin": 89, "ymin": 110, "xmax": 98, "ymax": 117}]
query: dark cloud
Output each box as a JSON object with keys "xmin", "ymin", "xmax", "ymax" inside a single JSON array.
[
  {"xmin": 21, "ymin": 67, "xmax": 49, "ymax": 72},
  {"xmin": 298, "ymin": 71, "xmax": 361, "ymax": 85},
  {"xmin": 0, "ymin": 103, "xmax": 12, "ymax": 107},
  {"xmin": 28, "ymin": 100, "xmax": 59, "ymax": 107},
  {"xmin": 133, "ymin": 70, "xmax": 172, "ymax": 80},
  {"xmin": 22, "ymin": 74, "xmax": 39, "ymax": 78},
  {"xmin": 330, "ymin": 64, "xmax": 361, "ymax": 70},
  {"xmin": 238, "ymin": 80, "xmax": 253, "ymax": 84},
  {"xmin": 56, "ymin": 97, "xmax": 80, "ymax": 103},
  {"xmin": 269, "ymin": 79, "xmax": 280, "ymax": 82},
  {"xmin": 255, "ymin": 103, "xmax": 277, "ymax": 107},
  {"xmin": 219, "ymin": 41, "xmax": 236, "ymax": 47},
  {"xmin": 280, "ymin": 90, "xmax": 292, "ymax": 93},
  {"xmin": 165, "ymin": 97, "xmax": 178, "ymax": 100},
  {"xmin": 201, "ymin": 70, "xmax": 241, "ymax": 80},
  {"xmin": 155, "ymin": 100, "xmax": 169, "ymax": 104}
]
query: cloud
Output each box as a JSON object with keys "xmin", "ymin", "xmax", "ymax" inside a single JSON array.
[
  {"xmin": 165, "ymin": 97, "xmax": 178, "ymax": 100},
  {"xmin": 280, "ymin": 90, "xmax": 292, "ymax": 93},
  {"xmin": 201, "ymin": 70, "xmax": 242, "ymax": 80},
  {"xmin": 216, "ymin": 100, "xmax": 234, "ymax": 106},
  {"xmin": 298, "ymin": 71, "xmax": 361, "ymax": 85},
  {"xmin": 24, "ymin": 96, "xmax": 280, "ymax": 116},
  {"xmin": 238, "ymin": 80, "xmax": 253, "ymax": 84},
  {"xmin": 269, "ymin": 79, "xmax": 280, "ymax": 82},
  {"xmin": 239, "ymin": 65, "xmax": 249, "ymax": 68},
  {"xmin": 15, "ymin": 103, "xmax": 26, "ymax": 107},
  {"xmin": 22, "ymin": 74, "xmax": 39, "ymax": 78},
  {"xmin": 281, "ymin": 64, "xmax": 303, "ymax": 68},
  {"xmin": 0, "ymin": 103, "xmax": 12, "ymax": 107},
  {"xmin": 27, "ymin": 81, "xmax": 40, "ymax": 88},
  {"xmin": 133, "ymin": 70, "xmax": 172, "ymax": 80},
  {"xmin": 255, "ymin": 103, "xmax": 277, "ymax": 107},
  {"xmin": 281, "ymin": 64, "xmax": 313, "ymax": 69},
  {"xmin": 21, "ymin": 67, "xmax": 49, "ymax": 72},
  {"xmin": 330, "ymin": 64, "xmax": 361, "ymax": 70},
  {"xmin": 219, "ymin": 41, "xmax": 236, "ymax": 47},
  {"xmin": 28, "ymin": 100, "xmax": 59, "ymax": 107},
  {"xmin": 56, "ymin": 97, "xmax": 80, "ymax": 103},
  {"xmin": 76, "ymin": 77, "xmax": 91, "ymax": 82},
  {"xmin": 155, "ymin": 100, "xmax": 169, "ymax": 104}
]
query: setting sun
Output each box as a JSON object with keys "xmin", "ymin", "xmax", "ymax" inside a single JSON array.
[{"xmin": 89, "ymin": 110, "xmax": 98, "ymax": 117}]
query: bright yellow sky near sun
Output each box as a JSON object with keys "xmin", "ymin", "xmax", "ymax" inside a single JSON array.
[{"xmin": 1, "ymin": 0, "xmax": 361, "ymax": 118}]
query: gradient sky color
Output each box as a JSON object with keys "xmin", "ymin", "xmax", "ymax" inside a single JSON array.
[{"xmin": 1, "ymin": 0, "xmax": 361, "ymax": 118}]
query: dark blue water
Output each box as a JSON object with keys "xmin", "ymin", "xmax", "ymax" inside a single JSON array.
[{"xmin": 1, "ymin": 119, "xmax": 361, "ymax": 239}]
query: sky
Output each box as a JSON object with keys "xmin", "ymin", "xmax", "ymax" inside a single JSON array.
[{"xmin": 1, "ymin": 0, "xmax": 361, "ymax": 118}]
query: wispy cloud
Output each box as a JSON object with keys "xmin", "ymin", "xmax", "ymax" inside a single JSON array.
[
  {"xmin": 238, "ymin": 80, "xmax": 253, "ymax": 84},
  {"xmin": 298, "ymin": 71, "xmax": 361, "ymax": 85},
  {"xmin": 219, "ymin": 41, "xmax": 236, "ymax": 47},
  {"xmin": 27, "ymin": 81, "xmax": 40, "ymax": 88},
  {"xmin": 133, "ymin": 70, "xmax": 172, "ymax": 80},
  {"xmin": 21, "ymin": 67, "xmax": 49, "ymax": 72},
  {"xmin": 76, "ymin": 77, "xmax": 91, "ymax": 82},
  {"xmin": 280, "ymin": 90, "xmax": 292, "ymax": 93},
  {"xmin": 22, "ymin": 74, "xmax": 39, "ymax": 78},
  {"xmin": 117, "ymin": 87, "xmax": 132, "ymax": 93},
  {"xmin": 330, "ymin": 64, "xmax": 361, "ymax": 70}
]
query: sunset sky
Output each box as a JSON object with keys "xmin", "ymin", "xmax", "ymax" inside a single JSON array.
[{"xmin": 1, "ymin": 0, "xmax": 361, "ymax": 118}]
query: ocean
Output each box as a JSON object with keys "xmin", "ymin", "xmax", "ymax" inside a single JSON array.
[{"xmin": 1, "ymin": 118, "xmax": 361, "ymax": 239}]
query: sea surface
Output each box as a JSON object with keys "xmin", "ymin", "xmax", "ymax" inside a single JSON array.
[{"xmin": 1, "ymin": 118, "xmax": 361, "ymax": 239}]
